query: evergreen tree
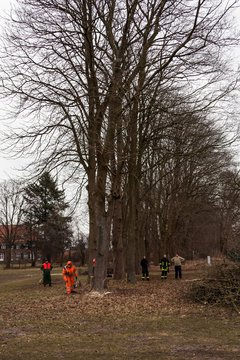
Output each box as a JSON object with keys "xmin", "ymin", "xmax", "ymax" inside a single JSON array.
[{"xmin": 23, "ymin": 172, "xmax": 72, "ymax": 261}]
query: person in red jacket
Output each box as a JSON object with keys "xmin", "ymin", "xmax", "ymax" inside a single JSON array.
[
  {"xmin": 62, "ymin": 260, "xmax": 78, "ymax": 294},
  {"xmin": 41, "ymin": 259, "xmax": 53, "ymax": 287}
]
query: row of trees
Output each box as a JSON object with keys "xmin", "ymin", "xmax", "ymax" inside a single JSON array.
[
  {"xmin": 0, "ymin": 0, "xmax": 240, "ymax": 289},
  {"xmin": 0, "ymin": 173, "xmax": 83, "ymax": 268}
]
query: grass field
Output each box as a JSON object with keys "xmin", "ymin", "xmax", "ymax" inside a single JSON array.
[{"xmin": 0, "ymin": 263, "xmax": 239, "ymax": 360}]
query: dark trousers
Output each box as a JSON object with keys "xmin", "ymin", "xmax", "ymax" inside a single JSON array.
[
  {"xmin": 142, "ymin": 267, "xmax": 149, "ymax": 279},
  {"xmin": 175, "ymin": 265, "xmax": 182, "ymax": 279},
  {"xmin": 161, "ymin": 270, "xmax": 168, "ymax": 279},
  {"xmin": 43, "ymin": 270, "xmax": 51, "ymax": 286}
]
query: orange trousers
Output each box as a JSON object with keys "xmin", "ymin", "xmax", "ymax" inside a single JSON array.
[{"xmin": 64, "ymin": 276, "xmax": 75, "ymax": 294}]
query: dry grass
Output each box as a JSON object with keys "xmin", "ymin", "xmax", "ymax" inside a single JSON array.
[{"xmin": 0, "ymin": 262, "xmax": 240, "ymax": 360}]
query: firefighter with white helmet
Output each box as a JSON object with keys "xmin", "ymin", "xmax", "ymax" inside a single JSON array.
[{"xmin": 160, "ymin": 255, "xmax": 170, "ymax": 279}]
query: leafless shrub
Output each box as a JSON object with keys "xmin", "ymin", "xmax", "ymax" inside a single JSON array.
[{"xmin": 188, "ymin": 262, "xmax": 240, "ymax": 314}]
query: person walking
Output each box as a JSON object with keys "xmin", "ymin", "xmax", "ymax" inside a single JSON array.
[
  {"xmin": 62, "ymin": 260, "xmax": 78, "ymax": 294},
  {"xmin": 140, "ymin": 256, "xmax": 149, "ymax": 281},
  {"xmin": 171, "ymin": 253, "xmax": 185, "ymax": 279},
  {"xmin": 41, "ymin": 258, "xmax": 52, "ymax": 287},
  {"xmin": 159, "ymin": 254, "xmax": 170, "ymax": 279}
]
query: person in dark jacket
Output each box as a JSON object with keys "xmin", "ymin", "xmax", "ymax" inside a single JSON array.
[
  {"xmin": 140, "ymin": 256, "xmax": 149, "ymax": 280},
  {"xmin": 159, "ymin": 255, "xmax": 170, "ymax": 279},
  {"xmin": 41, "ymin": 259, "xmax": 52, "ymax": 287}
]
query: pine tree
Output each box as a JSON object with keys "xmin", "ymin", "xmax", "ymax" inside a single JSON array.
[{"xmin": 23, "ymin": 172, "xmax": 72, "ymax": 262}]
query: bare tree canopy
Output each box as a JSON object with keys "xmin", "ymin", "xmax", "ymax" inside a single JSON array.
[{"xmin": 0, "ymin": 180, "xmax": 25, "ymax": 268}]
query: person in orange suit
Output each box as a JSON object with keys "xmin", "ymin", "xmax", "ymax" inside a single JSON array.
[{"xmin": 62, "ymin": 260, "xmax": 78, "ymax": 294}]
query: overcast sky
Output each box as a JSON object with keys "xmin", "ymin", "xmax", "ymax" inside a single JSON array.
[{"xmin": 0, "ymin": 0, "xmax": 17, "ymax": 182}]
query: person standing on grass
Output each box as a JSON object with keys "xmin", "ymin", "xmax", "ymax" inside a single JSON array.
[
  {"xmin": 62, "ymin": 260, "xmax": 78, "ymax": 294},
  {"xmin": 160, "ymin": 254, "xmax": 170, "ymax": 279},
  {"xmin": 171, "ymin": 253, "xmax": 185, "ymax": 279},
  {"xmin": 140, "ymin": 256, "xmax": 149, "ymax": 281},
  {"xmin": 41, "ymin": 258, "xmax": 52, "ymax": 287}
]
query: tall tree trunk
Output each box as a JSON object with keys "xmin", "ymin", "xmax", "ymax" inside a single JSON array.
[
  {"xmin": 126, "ymin": 169, "xmax": 137, "ymax": 284},
  {"xmin": 112, "ymin": 197, "xmax": 125, "ymax": 279},
  {"xmin": 93, "ymin": 191, "xmax": 109, "ymax": 291},
  {"xmin": 5, "ymin": 247, "xmax": 11, "ymax": 269},
  {"xmin": 87, "ymin": 177, "xmax": 97, "ymax": 277}
]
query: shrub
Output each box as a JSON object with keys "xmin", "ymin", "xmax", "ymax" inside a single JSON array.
[{"xmin": 188, "ymin": 262, "xmax": 240, "ymax": 313}]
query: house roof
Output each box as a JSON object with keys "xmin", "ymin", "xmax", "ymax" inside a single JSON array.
[{"xmin": 0, "ymin": 224, "xmax": 34, "ymax": 244}]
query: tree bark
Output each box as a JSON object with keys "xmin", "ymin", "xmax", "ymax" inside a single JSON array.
[{"xmin": 112, "ymin": 197, "xmax": 125, "ymax": 279}]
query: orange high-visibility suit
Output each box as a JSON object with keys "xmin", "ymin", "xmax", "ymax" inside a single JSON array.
[{"xmin": 62, "ymin": 261, "xmax": 78, "ymax": 294}]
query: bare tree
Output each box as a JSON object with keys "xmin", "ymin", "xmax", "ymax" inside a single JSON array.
[
  {"xmin": 0, "ymin": 0, "xmax": 239, "ymax": 289},
  {"xmin": 215, "ymin": 170, "xmax": 240, "ymax": 254},
  {"xmin": 0, "ymin": 180, "xmax": 25, "ymax": 268},
  {"xmin": 137, "ymin": 96, "xmax": 234, "ymax": 259}
]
